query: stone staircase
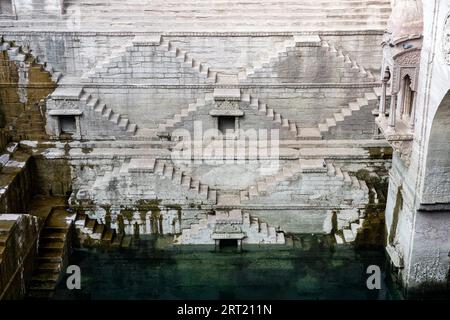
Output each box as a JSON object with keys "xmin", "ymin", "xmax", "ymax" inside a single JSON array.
[
  {"xmin": 332, "ymin": 210, "xmax": 366, "ymax": 245},
  {"xmin": 86, "ymin": 157, "xmax": 217, "ymax": 204},
  {"xmin": 321, "ymin": 39, "xmax": 375, "ymax": 81},
  {"xmin": 82, "ymin": 35, "xmax": 217, "ymax": 84},
  {"xmin": 241, "ymin": 92, "xmax": 299, "ymax": 139},
  {"xmin": 21, "ymin": 0, "xmax": 392, "ymax": 32},
  {"xmin": 81, "ymin": 37, "xmax": 135, "ymax": 80},
  {"xmin": 238, "ymin": 37, "xmax": 298, "ymax": 80},
  {"xmin": 240, "ymin": 159, "xmax": 369, "ymax": 204},
  {"xmin": 73, "ymin": 212, "xmax": 132, "ymax": 248},
  {"xmin": 156, "ymin": 88, "xmax": 300, "ymax": 140},
  {"xmin": 240, "ymin": 35, "xmax": 376, "ymax": 84},
  {"xmin": 26, "ymin": 208, "xmax": 73, "ymax": 300},
  {"xmin": 80, "ymin": 89, "xmax": 138, "ymax": 135},
  {"xmin": 316, "ymin": 86, "xmax": 381, "ymax": 136},
  {"xmin": 49, "ymin": 86, "xmax": 138, "ymax": 137},
  {"xmin": 157, "ymin": 92, "xmax": 214, "ymax": 138},
  {"xmin": 326, "ymin": 162, "xmax": 369, "ymax": 193},
  {"xmin": 174, "ymin": 209, "xmax": 285, "ymax": 245},
  {"xmin": 240, "ymin": 159, "xmax": 326, "ymax": 202},
  {"xmin": 0, "ymin": 38, "xmax": 62, "ymax": 84},
  {"xmin": 161, "ymin": 37, "xmax": 217, "ymax": 84}
]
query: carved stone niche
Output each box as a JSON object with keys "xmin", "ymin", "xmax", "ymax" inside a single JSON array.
[{"xmin": 391, "ymin": 49, "xmax": 421, "ymax": 95}]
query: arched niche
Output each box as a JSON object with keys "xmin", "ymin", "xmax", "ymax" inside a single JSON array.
[{"xmin": 422, "ymin": 90, "xmax": 450, "ymax": 205}]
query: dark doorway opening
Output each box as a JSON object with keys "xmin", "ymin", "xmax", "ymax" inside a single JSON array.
[
  {"xmin": 219, "ymin": 239, "xmax": 238, "ymax": 251},
  {"xmin": 60, "ymin": 115, "xmax": 76, "ymax": 134},
  {"xmin": 218, "ymin": 116, "xmax": 236, "ymax": 135}
]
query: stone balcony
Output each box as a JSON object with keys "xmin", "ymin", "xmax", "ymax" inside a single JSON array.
[{"xmin": 375, "ymin": 115, "xmax": 413, "ymax": 165}]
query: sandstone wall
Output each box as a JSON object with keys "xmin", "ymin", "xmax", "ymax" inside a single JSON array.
[{"xmin": 0, "ymin": 214, "xmax": 40, "ymax": 300}]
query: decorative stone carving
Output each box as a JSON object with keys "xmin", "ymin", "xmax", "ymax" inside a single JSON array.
[
  {"xmin": 209, "ymin": 100, "xmax": 244, "ymax": 116},
  {"xmin": 391, "ymin": 49, "xmax": 421, "ymax": 93},
  {"xmin": 216, "ymin": 100, "xmax": 239, "ymax": 110},
  {"xmin": 390, "ymin": 139, "xmax": 413, "ymax": 166},
  {"xmin": 375, "ymin": 117, "xmax": 413, "ymax": 166},
  {"xmin": 442, "ymin": 13, "xmax": 450, "ymax": 64}
]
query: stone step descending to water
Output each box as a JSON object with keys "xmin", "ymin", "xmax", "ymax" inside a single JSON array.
[
  {"xmin": 174, "ymin": 209, "xmax": 285, "ymax": 245},
  {"xmin": 26, "ymin": 208, "xmax": 74, "ymax": 300}
]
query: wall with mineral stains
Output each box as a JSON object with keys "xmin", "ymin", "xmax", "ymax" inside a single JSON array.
[
  {"xmin": 0, "ymin": 47, "xmax": 55, "ymax": 141},
  {"xmin": 0, "ymin": 154, "xmax": 34, "ymax": 214},
  {"xmin": 0, "ymin": 214, "xmax": 40, "ymax": 300}
]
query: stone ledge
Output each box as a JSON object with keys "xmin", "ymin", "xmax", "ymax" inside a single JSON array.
[
  {"xmin": 213, "ymin": 88, "xmax": 241, "ymax": 100},
  {"xmin": 48, "ymin": 109, "xmax": 83, "ymax": 116},
  {"xmin": 1, "ymin": 30, "xmax": 385, "ymax": 37},
  {"xmin": 67, "ymin": 83, "xmax": 381, "ymax": 90},
  {"xmin": 50, "ymin": 87, "xmax": 83, "ymax": 100},
  {"xmin": 294, "ymin": 35, "xmax": 322, "ymax": 47}
]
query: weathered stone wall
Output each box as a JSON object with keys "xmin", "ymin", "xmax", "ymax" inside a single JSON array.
[
  {"xmin": 0, "ymin": 48, "xmax": 54, "ymax": 141},
  {"xmin": 85, "ymin": 87, "xmax": 202, "ymax": 129},
  {"xmin": 2, "ymin": 33, "xmax": 382, "ymax": 135},
  {"xmin": 246, "ymin": 86, "xmax": 376, "ymax": 127},
  {"xmin": 3, "ymin": 33, "xmax": 383, "ymax": 77},
  {"xmin": 0, "ymin": 155, "xmax": 34, "ymax": 214},
  {"xmin": 322, "ymin": 34, "xmax": 384, "ymax": 77},
  {"xmin": 32, "ymin": 157, "xmax": 72, "ymax": 197},
  {"xmin": 382, "ymin": 0, "xmax": 450, "ymax": 296},
  {"xmin": 0, "ymin": 214, "xmax": 40, "ymax": 300}
]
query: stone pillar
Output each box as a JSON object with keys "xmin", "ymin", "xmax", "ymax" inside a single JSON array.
[
  {"xmin": 379, "ymin": 80, "xmax": 388, "ymax": 115},
  {"xmin": 389, "ymin": 93, "xmax": 397, "ymax": 127},
  {"xmin": 409, "ymin": 91, "xmax": 417, "ymax": 129}
]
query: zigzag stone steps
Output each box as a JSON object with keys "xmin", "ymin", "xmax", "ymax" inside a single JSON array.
[
  {"xmin": 240, "ymin": 34, "xmax": 375, "ymax": 85},
  {"xmin": 0, "ymin": 39, "xmax": 62, "ymax": 83},
  {"xmin": 50, "ymin": 86, "xmax": 138, "ymax": 136},
  {"xmin": 84, "ymin": 35, "xmax": 217, "ymax": 84},
  {"xmin": 321, "ymin": 39, "xmax": 375, "ymax": 81},
  {"xmin": 242, "ymin": 92, "xmax": 299, "ymax": 139},
  {"xmin": 157, "ymin": 92, "xmax": 215, "ymax": 138},
  {"xmin": 73, "ymin": 212, "xmax": 131, "ymax": 247},
  {"xmin": 316, "ymin": 86, "xmax": 381, "ymax": 136},
  {"xmin": 240, "ymin": 159, "xmax": 326, "ymax": 201},
  {"xmin": 174, "ymin": 209, "xmax": 285, "ymax": 245},
  {"xmin": 124, "ymin": 158, "xmax": 217, "ymax": 203}
]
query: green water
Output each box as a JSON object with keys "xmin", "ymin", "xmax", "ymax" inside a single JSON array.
[{"xmin": 54, "ymin": 236, "xmax": 403, "ymax": 300}]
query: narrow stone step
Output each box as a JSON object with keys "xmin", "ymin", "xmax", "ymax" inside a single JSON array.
[
  {"xmin": 343, "ymin": 171, "xmax": 352, "ymax": 185},
  {"xmin": 163, "ymin": 164, "xmax": 174, "ymax": 179},
  {"xmin": 181, "ymin": 174, "xmax": 191, "ymax": 188},
  {"xmin": 327, "ymin": 163, "xmax": 335, "ymax": 176},
  {"xmin": 335, "ymin": 166, "xmax": 344, "ymax": 180},
  {"xmin": 199, "ymin": 184, "xmax": 209, "ymax": 198},
  {"xmin": 334, "ymin": 233, "xmax": 345, "ymax": 244},
  {"xmin": 154, "ymin": 160, "xmax": 165, "ymax": 174},
  {"xmin": 128, "ymin": 158, "xmax": 156, "ymax": 173},
  {"xmin": 240, "ymin": 190, "xmax": 249, "ymax": 201},
  {"xmin": 351, "ymin": 176, "xmax": 360, "ymax": 188},
  {"xmin": 208, "ymin": 190, "xmax": 217, "ymax": 203},
  {"xmin": 349, "ymin": 102, "xmax": 360, "ymax": 111}
]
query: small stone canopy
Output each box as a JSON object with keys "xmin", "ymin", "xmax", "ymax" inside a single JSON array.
[{"xmin": 387, "ymin": 0, "xmax": 423, "ymax": 41}]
